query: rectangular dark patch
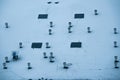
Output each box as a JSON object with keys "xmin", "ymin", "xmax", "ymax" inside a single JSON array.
[
  {"xmin": 74, "ymin": 14, "xmax": 84, "ymax": 19},
  {"xmin": 38, "ymin": 14, "xmax": 48, "ymax": 19},
  {"xmin": 31, "ymin": 43, "xmax": 42, "ymax": 48},
  {"xmin": 71, "ymin": 42, "xmax": 82, "ymax": 48}
]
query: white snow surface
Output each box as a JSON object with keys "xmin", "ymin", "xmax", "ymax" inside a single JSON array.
[{"xmin": 0, "ymin": 0, "xmax": 120, "ymax": 80}]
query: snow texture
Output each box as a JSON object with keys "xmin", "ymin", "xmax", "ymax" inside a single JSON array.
[{"xmin": 0, "ymin": 0, "xmax": 120, "ymax": 80}]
